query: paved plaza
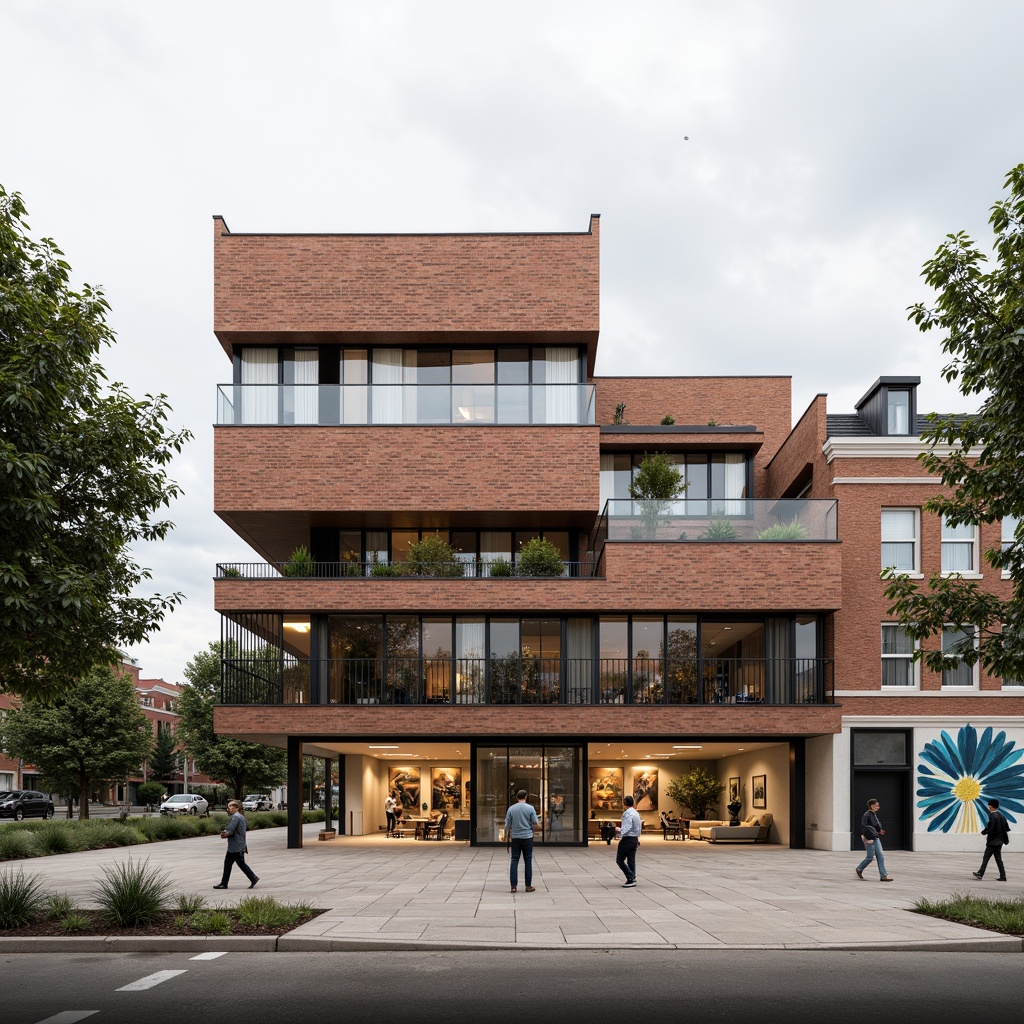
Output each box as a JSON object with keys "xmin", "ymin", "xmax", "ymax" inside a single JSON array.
[{"xmin": 2, "ymin": 824, "xmax": 1021, "ymax": 952}]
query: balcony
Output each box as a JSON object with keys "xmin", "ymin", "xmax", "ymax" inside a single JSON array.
[
  {"xmin": 221, "ymin": 655, "xmax": 833, "ymax": 707},
  {"xmin": 595, "ymin": 498, "xmax": 839, "ymax": 546},
  {"xmin": 216, "ymin": 383, "xmax": 597, "ymax": 426},
  {"xmin": 216, "ymin": 559, "xmax": 598, "ymax": 579}
]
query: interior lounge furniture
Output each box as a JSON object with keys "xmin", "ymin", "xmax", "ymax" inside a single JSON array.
[
  {"xmin": 453, "ymin": 818, "xmax": 471, "ymax": 841},
  {"xmin": 422, "ymin": 812, "xmax": 449, "ymax": 840},
  {"xmin": 687, "ymin": 818, "xmax": 729, "ymax": 839},
  {"xmin": 660, "ymin": 812, "xmax": 686, "ymax": 840},
  {"xmin": 698, "ymin": 813, "xmax": 773, "ymax": 843}
]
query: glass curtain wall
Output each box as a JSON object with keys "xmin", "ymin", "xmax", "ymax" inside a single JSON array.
[{"xmin": 474, "ymin": 744, "xmax": 583, "ymax": 844}]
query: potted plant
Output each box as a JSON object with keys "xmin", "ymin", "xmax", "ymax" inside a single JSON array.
[
  {"xmin": 664, "ymin": 767, "xmax": 725, "ymax": 820},
  {"xmin": 629, "ymin": 452, "xmax": 686, "ymax": 539},
  {"xmin": 402, "ymin": 533, "xmax": 465, "ymax": 577},
  {"xmin": 516, "ymin": 537, "xmax": 565, "ymax": 576},
  {"xmin": 756, "ymin": 519, "xmax": 808, "ymax": 541},
  {"xmin": 281, "ymin": 544, "xmax": 315, "ymax": 577},
  {"xmin": 701, "ymin": 512, "xmax": 737, "ymax": 541}
]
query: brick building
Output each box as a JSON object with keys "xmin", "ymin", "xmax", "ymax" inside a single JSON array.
[{"xmin": 211, "ymin": 214, "xmax": 1023, "ymax": 851}]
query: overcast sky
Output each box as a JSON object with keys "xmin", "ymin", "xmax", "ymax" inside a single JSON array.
[{"xmin": 5, "ymin": 1, "xmax": 1022, "ymax": 682}]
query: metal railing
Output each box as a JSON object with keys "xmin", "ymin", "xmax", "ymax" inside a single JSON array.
[
  {"xmin": 216, "ymin": 559, "xmax": 597, "ymax": 579},
  {"xmin": 221, "ymin": 656, "xmax": 833, "ymax": 706},
  {"xmin": 216, "ymin": 383, "xmax": 597, "ymax": 426}
]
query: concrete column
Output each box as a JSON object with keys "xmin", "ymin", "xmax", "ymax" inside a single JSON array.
[{"xmin": 286, "ymin": 736, "xmax": 303, "ymax": 849}]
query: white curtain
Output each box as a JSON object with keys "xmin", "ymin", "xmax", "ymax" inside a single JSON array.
[
  {"xmin": 240, "ymin": 347, "xmax": 278, "ymax": 424},
  {"xmin": 456, "ymin": 618, "xmax": 486, "ymax": 704},
  {"xmin": 544, "ymin": 347, "xmax": 577, "ymax": 424},
  {"xmin": 724, "ymin": 454, "xmax": 746, "ymax": 515},
  {"xmin": 371, "ymin": 349, "xmax": 403, "ymax": 423},
  {"xmin": 292, "ymin": 349, "xmax": 319, "ymax": 424}
]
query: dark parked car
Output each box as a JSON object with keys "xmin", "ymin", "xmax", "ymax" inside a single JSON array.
[{"xmin": 0, "ymin": 790, "xmax": 55, "ymax": 821}]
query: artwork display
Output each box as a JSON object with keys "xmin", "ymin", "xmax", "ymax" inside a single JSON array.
[
  {"xmin": 389, "ymin": 767, "xmax": 421, "ymax": 813},
  {"xmin": 632, "ymin": 768, "xmax": 658, "ymax": 812},
  {"xmin": 431, "ymin": 767, "xmax": 462, "ymax": 812},
  {"xmin": 589, "ymin": 767, "xmax": 623, "ymax": 811},
  {"xmin": 729, "ymin": 777, "xmax": 740, "ymax": 804},
  {"xmin": 752, "ymin": 774, "xmax": 767, "ymax": 809}
]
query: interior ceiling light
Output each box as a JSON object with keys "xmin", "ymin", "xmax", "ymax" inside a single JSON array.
[
  {"xmin": 368, "ymin": 745, "xmax": 399, "ymax": 749},
  {"xmin": 283, "ymin": 622, "xmax": 310, "ymax": 632},
  {"xmin": 673, "ymin": 745, "xmax": 703, "ymax": 749}
]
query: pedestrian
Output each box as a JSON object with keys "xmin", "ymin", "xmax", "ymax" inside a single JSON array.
[
  {"xmin": 616, "ymin": 793, "xmax": 642, "ymax": 888},
  {"xmin": 855, "ymin": 797, "xmax": 893, "ymax": 881},
  {"xmin": 385, "ymin": 790, "xmax": 398, "ymax": 835},
  {"xmin": 504, "ymin": 789, "xmax": 539, "ymax": 893},
  {"xmin": 973, "ymin": 798, "xmax": 1009, "ymax": 882},
  {"xmin": 213, "ymin": 799, "xmax": 259, "ymax": 890}
]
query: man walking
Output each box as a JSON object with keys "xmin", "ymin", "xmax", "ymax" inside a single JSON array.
[
  {"xmin": 855, "ymin": 798, "xmax": 893, "ymax": 881},
  {"xmin": 616, "ymin": 794, "xmax": 642, "ymax": 888},
  {"xmin": 973, "ymin": 798, "xmax": 1009, "ymax": 881},
  {"xmin": 214, "ymin": 799, "xmax": 259, "ymax": 890},
  {"xmin": 385, "ymin": 790, "xmax": 398, "ymax": 836},
  {"xmin": 504, "ymin": 789, "xmax": 539, "ymax": 893}
]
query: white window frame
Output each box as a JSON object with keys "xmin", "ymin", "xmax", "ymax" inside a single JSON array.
[
  {"xmin": 881, "ymin": 624, "xmax": 918, "ymax": 689},
  {"xmin": 881, "ymin": 508, "xmax": 920, "ymax": 576},
  {"xmin": 1002, "ymin": 514, "xmax": 1019, "ymax": 580},
  {"xmin": 941, "ymin": 516, "xmax": 980, "ymax": 577},
  {"xmin": 941, "ymin": 624, "xmax": 979, "ymax": 689}
]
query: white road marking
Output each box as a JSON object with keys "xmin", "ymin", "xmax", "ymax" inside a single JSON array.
[
  {"xmin": 116, "ymin": 969, "xmax": 187, "ymax": 991},
  {"xmin": 34, "ymin": 1014, "xmax": 99, "ymax": 1024},
  {"xmin": 190, "ymin": 951, "xmax": 228, "ymax": 960}
]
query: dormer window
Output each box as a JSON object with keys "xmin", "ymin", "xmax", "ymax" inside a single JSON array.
[{"xmin": 887, "ymin": 390, "xmax": 910, "ymax": 435}]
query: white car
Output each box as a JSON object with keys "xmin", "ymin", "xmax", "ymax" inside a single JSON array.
[
  {"xmin": 242, "ymin": 794, "xmax": 273, "ymax": 812},
  {"xmin": 159, "ymin": 793, "xmax": 209, "ymax": 816}
]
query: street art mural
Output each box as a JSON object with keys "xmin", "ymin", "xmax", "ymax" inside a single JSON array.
[{"xmin": 917, "ymin": 724, "xmax": 1024, "ymax": 833}]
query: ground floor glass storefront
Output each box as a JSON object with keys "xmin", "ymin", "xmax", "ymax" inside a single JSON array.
[{"xmin": 474, "ymin": 744, "xmax": 584, "ymax": 844}]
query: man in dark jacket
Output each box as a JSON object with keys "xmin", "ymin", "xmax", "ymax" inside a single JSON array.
[
  {"xmin": 855, "ymin": 798, "xmax": 893, "ymax": 881},
  {"xmin": 973, "ymin": 798, "xmax": 1009, "ymax": 882}
]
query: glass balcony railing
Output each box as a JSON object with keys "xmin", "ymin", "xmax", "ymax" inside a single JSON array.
[
  {"xmin": 216, "ymin": 383, "xmax": 596, "ymax": 426},
  {"xmin": 595, "ymin": 498, "xmax": 839, "ymax": 544},
  {"xmin": 216, "ymin": 559, "xmax": 598, "ymax": 579},
  {"xmin": 220, "ymin": 655, "xmax": 833, "ymax": 707}
]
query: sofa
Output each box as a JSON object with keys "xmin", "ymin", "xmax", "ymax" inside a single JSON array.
[
  {"xmin": 698, "ymin": 813, "xmax": 773, "ymax": 843},
  {"xmin": 687, "ymin": 818, "xmax": 728, "ymax": 839}
]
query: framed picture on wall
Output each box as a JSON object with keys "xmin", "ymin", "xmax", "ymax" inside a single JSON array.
[
  {"xmin": 728, "ymin": 777, "xmax": 740, "ymax": 804},
  {"xmin": 632, "ymin": 768, "xmax": 658, "ymax": 812},
  {"xmin": 389, "ymin": 767, "xmax": 421, "ymax": 813},
  {"xmin": 752, "ymin": 774, "xmax": 767, "ymax": 809},
  {"xmin": 589, "ymin": 767, "xmax": 623, "ymax": 812},
  {"xmin": 431, "ymin": 767, "xmax": 462, "ymax": 812}
]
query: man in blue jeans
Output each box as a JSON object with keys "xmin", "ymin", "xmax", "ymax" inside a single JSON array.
[
  {"xmin": 505, "ymin": 790, "xmax": 539, "ymax": 893},
  {"xmin": 856, "ymin": 798, "xmax": 893, "ymax": 882},
  {"xmin": 617, "ymin": 794, "xmax": 642, "ymax": 887}
]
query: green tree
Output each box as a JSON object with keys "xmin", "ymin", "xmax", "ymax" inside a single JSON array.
[
  {"xmin": 515, "ymin": 537, "xmax": 565, "ymax": 576},
  {"xmin": 402, "ymin": 533, "xmax": 464, "ymax": 577},
  {"xmin": 176, "ymin": 642, "xmax": 287, "ymax": 800},
  {"xmin": 0, "ymin": 186, "xmax": 191, "ymax": 702},
  {"xmin": 1, "ymin": 665, "xmax": 153, "ymax": 818},
  {"xmin": 664, "ymin": 766, "xmax": 724, "ymax": 819},
  {"xmin": 883, "ymin": 165, "xmax": 1024, "ymax": 680},
  {"xmin": 148, "ymin": 724, "xmax": 179, "ymax": 786},
  {"xmin": 629, "ymin": 452, "xmax": 686, "ymax": 539}
]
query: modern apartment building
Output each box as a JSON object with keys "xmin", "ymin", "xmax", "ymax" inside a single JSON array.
[{"xmin": 211, "ymin": 214, "xmax": 1023, "ymax": 852}]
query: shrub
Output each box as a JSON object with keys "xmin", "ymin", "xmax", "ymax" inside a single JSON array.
[
  {"xmin": 33, "ymin": 823, "xmax": 82, "ymax": 856},
  {"xmin": 370, "ymin": 558, "xmax": 402, "ymax": 577},
  {"xmin": 61, "ymin": 913, "xmax": 88, "ymax": 933},
  {"xmin": 281, "ymin": 544, "xmax": 315, "ymax": 577},
  {"xmin": 0, "ymin": 868, "xmax": 46, "ymax": 929},
  {"xmin": 756, "ymin": 519, "xmax": 808, "ymax": 541},
  {"xmin": 613, "ymin": 401, "xmax": 626, "ymax": 425},
  {"xmin": 660, "ymin": 414, "xmax": 675, "ymax": 425},
  {"xmin": 515, "ymin": 537, "xmax": 565, "ymax": 576},
  {"xmin": 236, "ymin": 895, "xmax": 311, "ymax": 928},
  {"xmin": 137, "ymin": 782, "xmax": 165, "ymax": 807},
  {"xmin": 301, "ymin": 809, "xmax": 326, "ymax": 824},
  {"xmin": 190, "ymin": 910, "xmax": 233, "ymax": 935},
  {"xmin": 701, "ymin": 513, "xmax": 737, "ymax": 541},
  {"xmin": 136, "ymin": 815, "xmax": 193, "ymax": 842},
  {"xmin": 102, "ymin": 826, "xmax": 149, "ymax": 848},
  {"xmin": 487, "ymin": 558, "xmax": 513, "ymax": 577},
  {"xmin": 175, "ymin": 892, "xmax": 207, "ymax": 914},
  {"xmin": 402, "ymin": 534, "xmax": 464, "ymax": 577},
  {"xmin": 46, "ymin": 893, "xmax": 75, "ymax": 920},
  {"xmin": 93, "ymin": 858, "xmax": 172, "ymax": 928},
  {"xmin": 0, "ymin": 830, "xmax": 38, "ymax": 862}
]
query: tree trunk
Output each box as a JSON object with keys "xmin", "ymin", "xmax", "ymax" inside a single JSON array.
[{"xmin": 78, "ymin": 776, "xmax": 90, "ymax": 819}]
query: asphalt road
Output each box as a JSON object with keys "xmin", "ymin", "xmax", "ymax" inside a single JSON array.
[{"xmin": 2, "ymin": 949, "xmax": 1021, "ymax": 1024}]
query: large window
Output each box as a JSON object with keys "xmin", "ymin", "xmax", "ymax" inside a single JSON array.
[
  {"xmin": 881, "ymin": 625, "xmax": 917, "ymax": 688},
  {"xmin": 887, "ymin": 390, "xmax": 911, "ymax": 434},
  {"xmin": 1003, "ymin": 515, "xmax": 1019, "ymax": 579},
  {"xmin": 881, "ymin": 508, "xmax": 919, "ymax": 573},
  {"xmin": 598, "ymin": 452, "xmax": 749, "ymax": 514},
  {"xmin": 942, "ymin": 517, "xmax": 978, "ymax": 574},
  {"xmin": 942, "ymin": 625, "xmax": 978, "ymax": 688}
]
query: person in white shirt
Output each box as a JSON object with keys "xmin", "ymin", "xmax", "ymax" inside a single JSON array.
[
  {"xmin": 617, "ymin": 794, "xmax": 642, "ymax": 887},
  {"xmin": 384, "ymin": 791, "xmax": 398, "ymax": 835}
]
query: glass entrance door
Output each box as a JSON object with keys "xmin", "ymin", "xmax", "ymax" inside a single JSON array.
[{"xmin": 474, "ymin": 744, "xmax": 583, "ymax": 844}]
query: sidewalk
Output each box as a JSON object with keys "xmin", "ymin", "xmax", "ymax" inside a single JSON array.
[{"xmin": 2, "ymin": 825, "xmax": 1020, "ymax": 952}]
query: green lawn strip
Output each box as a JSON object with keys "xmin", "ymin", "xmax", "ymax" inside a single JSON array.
[{"xmin": 913, "ymin": 891, "xmax": 1024, "ymax": 937}]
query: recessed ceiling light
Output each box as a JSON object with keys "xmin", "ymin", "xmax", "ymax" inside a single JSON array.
[
  {"xmin": 368, "ymin": 745, "xmax": 399, "ymax": 749},
  {"xmin": 673, "ymin": 745, "xmax": 703, "ymax": 749}
]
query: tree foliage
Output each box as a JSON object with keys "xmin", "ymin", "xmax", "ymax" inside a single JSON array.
[
  {"xmin": 628, "ymin": 452, "xmax": 686, "ymax": 539},
  {"xmin": 148, "ymin": 724, "xmax": 179, "ymax": 785},
  {"xmin": 176, "ymin": 642, "xmax": 287, "ymax": 800},
  {"xmin": 0, "ymin": 186, "xmax": 191, "ymax": 701},
  {"xmin": 883, "ymin": 164, "xmax": 1024, "ymax": 679},
  {"xmin": 1, "ymin": 665, "xmax": 153, "ymax": 817},
  {"xmin": 664, "ymin": 766, "xmax": 724, "ymax": 820}
]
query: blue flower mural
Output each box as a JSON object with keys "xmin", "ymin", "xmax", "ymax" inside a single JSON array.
[{"xmin": 917, "ymin": 724, "xmax": 1024, "ymax": 833}]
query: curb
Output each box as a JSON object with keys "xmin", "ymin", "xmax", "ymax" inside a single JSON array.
[{"xmin": 1, "ymin": 935, "xmax": 1020, "ymax": 954}]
